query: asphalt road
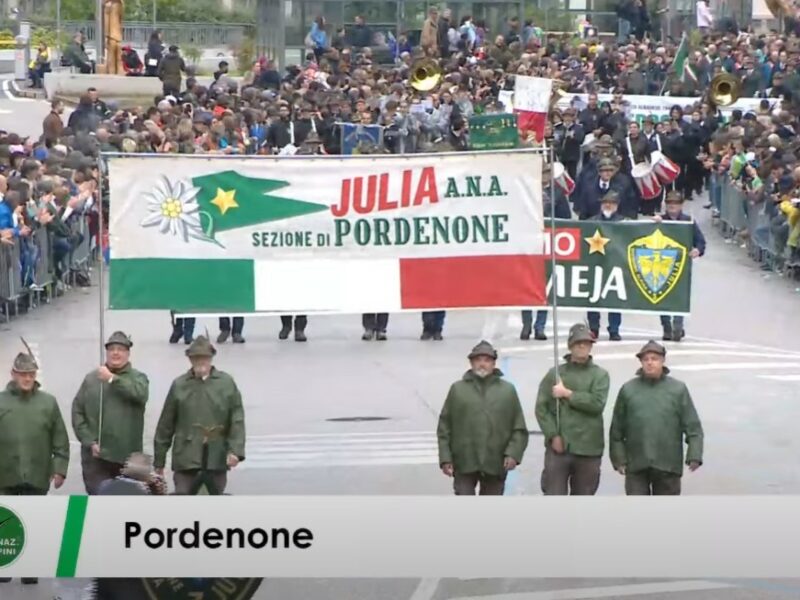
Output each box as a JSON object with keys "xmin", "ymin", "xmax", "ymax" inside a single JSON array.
[{"xmin": 2, "ymin": 89, "xmax": 800, "ymax": 599}]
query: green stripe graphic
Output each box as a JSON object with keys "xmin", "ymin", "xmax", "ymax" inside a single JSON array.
[
  {"xmin": 56, "ymin": 496, "xmax": 88, "ymax": 577},
  {"xmin": 109, "ymin": 258, "xmax": 256, "ymax": 311}
]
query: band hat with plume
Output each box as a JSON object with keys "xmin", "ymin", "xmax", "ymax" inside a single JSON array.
[
  {"xmin": 186, "ymin": 327, "xmax": 217, "ymax": 357},
  {"xmin": 13, "ymin": 337, "xmax": 38, "ymax": 373}
]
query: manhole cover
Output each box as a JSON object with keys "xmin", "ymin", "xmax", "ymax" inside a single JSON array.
[{"xmin": 326, "ymin": 416, "xmax": 391, "ymax": 422}]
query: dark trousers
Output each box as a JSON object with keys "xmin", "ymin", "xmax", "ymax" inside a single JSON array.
[
  {"xmin": 422, "ymin": 311, "xmax": 445, "ymax": 333},
  {"xmin": 173, "ymin": 470, "xmax": 228, "ymax": 495},
  {"xmin": 280, "ymin": 315, "xmax": 307, "ymax": 331},
  {"xmin": 625, "ymin": 468, "xmax": 682, "ymax": 495},
  {"xmin": 219, "ymin": 317, "xmax": 244, "ymax": 335},
  {"xmin": 163, "ymin": 82, "xmax": 180, "ymax": 96},
  {"xmin": 639, "ymin": 195, "xmax": 662, "ymax": 216},
  {"xmin": 174, "ymin": 317, "xmax": 195, "ymax": 339},
  {"xmin": 540, "ymin": 447, "xmax": 601, "ymax": 495},
  {"xmin": 80, "ymin": 446, "xmax": 123, "ymax": 495},
  {"xmin": 563, "ymin": 160, "xmax": 578, "ymax": 180},
  {"xmin": 0, "ymin": 484, "xmax": 47, "ymax": 495},
  {"xmin": 362, "ymin": 313, "xmax": 389, "ymax": 332},
  {"xmin": 587, "ymin": 311, "xmax": 621, "ymax": 334},
  {"xmin": 453, "ymin": 472, "xmax": 506, "ymax": 495},
  {"xmin": 521, "ymin": 309, "xmax": 548, "ymax": 331},
  {"xmin": 660, "ymin": 315, "xmax": 685, "ymax": 331}
]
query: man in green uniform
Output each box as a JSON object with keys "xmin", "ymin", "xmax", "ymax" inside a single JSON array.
[
  {"xmin": 610, "ymin": 340, "xmax": 704, "ymax": 495},
  {"xmin": 154, "ymin": 335, "xmax": 246, "ymax": 494},
  {"xmin": 535, "ymin": 323, "xmax": 610, "ymax": 495},
  {"xmin": 72, "ymin": 331, "xmax": 149, "ymax": 495},
  {"xmin": 0, "ymin": 347, "xmax": 69, "ymax": 585},
  {"xmin": 437, "ymin": 340, "xmax": 529, "ymax": 495}
]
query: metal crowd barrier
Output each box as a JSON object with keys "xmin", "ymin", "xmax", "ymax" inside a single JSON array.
[
  {"xmin": 0, "ymin": 215, "xmax": 96, "ymax": 323},
  {"xmin": 718, "ymin": 179, "xmax": 747, "ymax": 237},
  {"xmin": 0, "ymin": 239, "xmax": 23, "ymax": 322},
  {"xmin": 714, "ymin": 175, "xmax": 800, "ymax": 279}
]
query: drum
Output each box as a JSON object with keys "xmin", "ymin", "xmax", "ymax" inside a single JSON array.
[
  {"xmin": 650, "ymin": 150, "xmax": 681, "ymax": 184},
  {"xmin": 631, "ymin": 162, "xmax": 663, "ymax": 200},
  {"xmin": 552, "ymin": 161, "xmax": 576, "ymax": 196}
]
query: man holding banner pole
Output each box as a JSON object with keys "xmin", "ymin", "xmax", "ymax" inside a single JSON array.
[{"xmin": 535, "ymin": 323, "xmax": 610, "ymax": 495}]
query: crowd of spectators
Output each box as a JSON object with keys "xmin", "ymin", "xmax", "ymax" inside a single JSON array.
[{"xmin": 5, "ymin": 9, "xmax": 800, "ymax": 320}]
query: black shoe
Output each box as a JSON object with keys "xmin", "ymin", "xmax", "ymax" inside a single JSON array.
[
  {"xmin": 662, "ymin": 328, "xmax": 673, "ymax": 341},
  {"xmin": 420, "ymin": 330, "xmax": 433, "ymax": 341},
  {"xmin": 520, "ymin": 324, "xmax": 532, "ymax": 340},
  {"xmin": 375, "ymin": 331, "xmax": 387, "ymax": 341},
  {"xmin": 295, "ymin": 330, "xmax": 307, "ymax": 342},
  {"xmin": 672, "ymin": 328, "xmax": 685, "ymax": 342},
  {"xmin": 232, "ymin": 334, "xmax": 245, "ymax": 343},
  {"xmin": 169, "ymin": 329, "xmax": 182, "ymax": 344},
  {"xmin": 432, "ymin": 331, "xmax": 443, "ymax": 341},
  {"xmin": 217, "ymin": 330, "xmax": 230, "ymax": 344},
  {"xmin": 0, "ymin": 578, "xmax": 11, "ymax": 582},
  {"xmin": 21, "ymin": 578, "xmax": 38, "ymax": 584},
  {"xmin": 534, "ymin": 330, "xmax": 547, "ymax": 341},
  {"xmin": 362, "ymin": 329, "xmax": 374, "ymax": 341},
  {"xmin": 609, "ymin": 332, "xmax": 622, "ymax": 341},
  {"xmin": 278, "ymin": 326, "xmax": 291, "ymax": 340},
  {"xmin": 183, "ymin": 336, "xmax": 193, "ymax": 345}
]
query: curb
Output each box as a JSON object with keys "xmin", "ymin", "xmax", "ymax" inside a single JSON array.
[{"xmin": 6, "ymin": 79, "xmax": 46, "ymax": 99}]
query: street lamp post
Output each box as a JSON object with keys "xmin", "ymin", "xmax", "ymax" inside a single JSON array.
[{"xmin": 96, "ymin": 0, "xmax": 104, "ymax": 67}]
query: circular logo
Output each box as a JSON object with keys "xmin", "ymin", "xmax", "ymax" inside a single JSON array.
[
  {"xmin": 141, "ymin": 578, "xmax": 263, "ymax": 600},
  {"xmin": 0, "ymin": 505, "xmax": 25, "ymax": 568}
]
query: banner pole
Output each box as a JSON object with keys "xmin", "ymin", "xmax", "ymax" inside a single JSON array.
[
  {"xmin": 97, "ymin": 157, "xmax": 106, "ymax": 449},
  {"xmin": 548, "ymin": 145, "xmax": 561, "ymax": 434}
]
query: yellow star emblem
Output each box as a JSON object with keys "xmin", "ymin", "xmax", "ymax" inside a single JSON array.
[
  {"xmin": 585, "ymin": 229, "xmax": 611, "ymax": 254},
  {"xmin": 211, "ymin": 188, "xmax": 238, "ymax": 215}
]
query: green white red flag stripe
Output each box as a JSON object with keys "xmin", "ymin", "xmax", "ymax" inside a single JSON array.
[{"xmin": 107, "ymin": 152, "xmax": 546, "ymax": 313}]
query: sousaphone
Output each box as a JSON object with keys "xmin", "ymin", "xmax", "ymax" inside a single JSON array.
[{"xmin": 410, "ymin": 58, "xmax": 442, "ymax": 92}]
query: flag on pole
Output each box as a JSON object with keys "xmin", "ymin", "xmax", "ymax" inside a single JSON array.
[
  {"xmin": 512, "ymin": 75, "xmax": 553, "ymax": 143},
  {"xmin": 660, "ymin": 33, "xmax": 693, "ymax": 94}
]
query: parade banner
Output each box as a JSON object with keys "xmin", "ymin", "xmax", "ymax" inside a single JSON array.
[
  {"xmin": 3, "ymin": 496, "xmax": 800, "ymax": 578},
  {"xmin": 539, "ymin": 219, "xmax": 693, "ymax": 314},
  {"xmin": 468, "ymin": 114, "xmax": 519, "ymax": 150},
  {"xmin": 555, "ymin": 94, "xmax": 772, "ymax": 124},
  {"xmin": 107, "ymin": 152, "xmax": 547, "ymax": 313}
]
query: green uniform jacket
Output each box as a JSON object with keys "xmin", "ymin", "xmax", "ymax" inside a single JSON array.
[
  {"xmin": 71, "ymin": 363, "xmax": 149, "ymax": 465},
  {"xmin": 535, "ymin": 355, "xmax": 610, "ymax": 457},
  {"xmin": 437, "ymin": 369, "xmax": 529, "ymax": 477},
  {"xmin": 154, "ymin": 367, "xmax": 246, "ymax": 472},
  {"xmin": 0, "ymin": 382, "xmax": 70, "ymax": 491},
  {"xmin": 609, "ymin": 368, "xmax": 704, "ymax": 476}
]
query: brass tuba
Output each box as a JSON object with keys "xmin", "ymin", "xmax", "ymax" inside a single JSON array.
[
  {"xmin": 707, "ymin": 72, "xmax": 741, "ymax": 109},
  {"xmin": 410, "ymin": 58, "xmax": 442, "ymax": 92}
]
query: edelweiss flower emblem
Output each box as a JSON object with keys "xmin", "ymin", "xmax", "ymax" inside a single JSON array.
[{"xmin": 140, "ymin": 177, "xmax": 216, "ymax": 245}]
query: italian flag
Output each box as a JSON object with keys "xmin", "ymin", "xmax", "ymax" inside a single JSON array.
[
  {"xmin": 108, "ymin": 156, "xmax": 547, "ymax": 314},
  {"xmin": 513, "ymin": 75, "xmax": 553, "ymax": 143}
]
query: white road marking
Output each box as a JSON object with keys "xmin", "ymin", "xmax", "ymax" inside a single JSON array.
[
  {"xmin": 1, "ymin": 78, "xmax": 32, "ymax": 102},
  {"xmin": 408, "ymin": 578, "xmax": 441, "ymax": 600},
  {"xmin": 500, "ymin": 341, "xmax": 732, "ymax": 353},
  {"xmin": 448, "ymin": 580, "xmax": 735, "ymax": 600},
  {"xmin": 240, "ymin": 431, "xmax": 440, "ymax": 470},
  {"xmin": 670, "ymin": 362, "xmax": 800, "ymax": 371},
  {"xmin": 757, "ymin": 374, "xmax": 800, "ymax": 381}
]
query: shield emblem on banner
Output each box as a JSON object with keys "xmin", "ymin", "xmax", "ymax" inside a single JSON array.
[{"xmin": 627, "ymin": 229, "xmax": 687, "ymax": 304}]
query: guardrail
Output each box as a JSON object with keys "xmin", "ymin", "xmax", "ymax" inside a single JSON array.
[
  {"xmin": 714, "ymin": 175, "xmax": 800, "ymax": 279},
  {"xmin": 0, "ymin": 215, "xmax": 96, "ymax": 323},
  {"xmin": 58, "ymin": 21, "xmax": 254, "ymax": 48}
]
